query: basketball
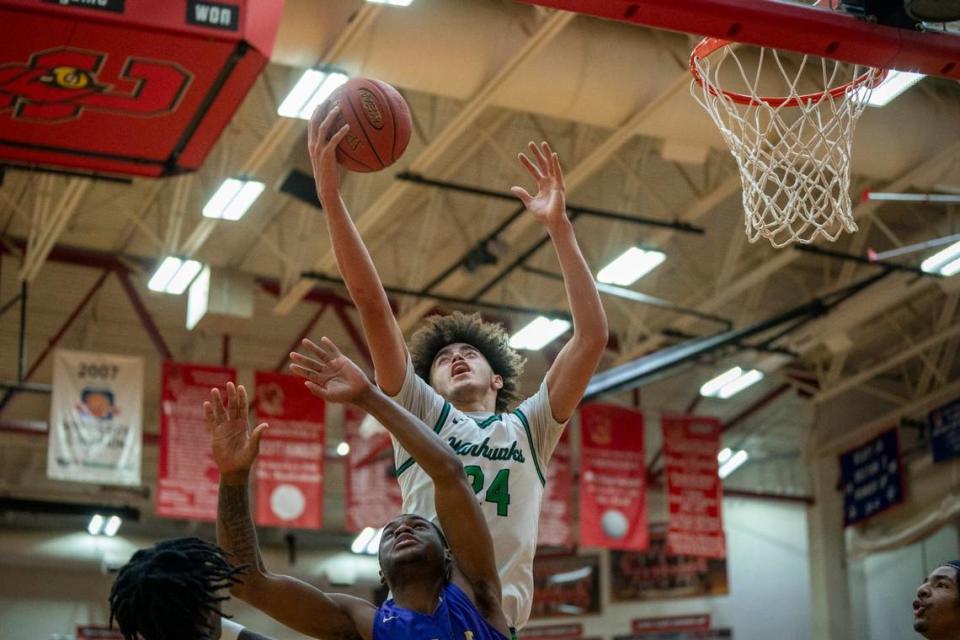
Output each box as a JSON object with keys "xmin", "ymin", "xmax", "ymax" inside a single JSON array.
[{"xmin": 318, "ymin": 77, "xmax": 412, "ymax": 173}]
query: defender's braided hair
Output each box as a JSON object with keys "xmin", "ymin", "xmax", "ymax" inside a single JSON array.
[{"xmin": 109, "ymin": 537, "xmax": 247, "ymax": 640}]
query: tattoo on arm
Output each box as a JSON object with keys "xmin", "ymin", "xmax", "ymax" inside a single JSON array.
[{"xmin": 218, "ymin": 481, "xmax": 265, "ymax": 573}]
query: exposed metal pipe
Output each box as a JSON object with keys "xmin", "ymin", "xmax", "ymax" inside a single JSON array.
[
  {"xmin": 795, "ymin": 244, "xmax": 942, "ymax": 277},
  {"xmin": 521, "ymin": 265, "xmax": 732, "ymax": 329},
  {"xmin": 302, "ymin": 271, "xmax": 572, "ymax": 320},
  {"xmin": 17, "ymin": 280, "xmax": 26, "ymax": 382},
  {"xmin": 0, "ymin": 292, "xmax": 21, "ymax": 320},
  {"xmin": 583, "ymin": 269, "xmax": 892, "ymax": 399},
  {"xmin": 396, "ymin": 171, "xmax": 706, "ymax": 234}
]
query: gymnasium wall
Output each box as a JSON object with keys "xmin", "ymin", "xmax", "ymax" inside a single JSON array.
[{"xmin": 848, "ymin": 523, "xmax": 960, "ymax": 640}]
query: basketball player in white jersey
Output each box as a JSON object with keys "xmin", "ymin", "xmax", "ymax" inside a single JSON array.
[{"xmin": 292, "ymin": 106, "xmax": 607, "ymax": 630}]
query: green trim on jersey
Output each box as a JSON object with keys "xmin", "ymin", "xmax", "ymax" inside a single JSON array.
[
  {"xmin": 475, "ymin": 414, "xmax": 500, "ymax": 429},
  {"xmin": 395, "ymin": 402, "xmax": 452, "ymax": 478},
  {"xmin": 512, "ymin": 408, "xmax": 546, "ymax": 486}
]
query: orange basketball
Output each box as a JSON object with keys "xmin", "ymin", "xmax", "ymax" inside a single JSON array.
[{"xmin": 318, "ymin": 78, "xmax": 412, "ymax": 173}]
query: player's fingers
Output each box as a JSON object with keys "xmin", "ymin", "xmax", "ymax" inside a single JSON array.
[
  {"xmin": 328, "ymin": 124, "xmax": 350, "ymax": 148},
  {"xmin": 203, "ymin": 401, "xmax": 216, "ymax": 432},
  {"xmin": 304, "ymin": 381, "xmax": 329, "ymax": 399},
  {"xmin": 226, "ymin": 382, "xmax": 240, "ymax": 420},
  {"xmin": 517, "ymin": 153, "xmax": 543, "ymax": 181},
  {"xmin": 315, "ymin": 336, "xmax": 341, "ymax": 359},
  {"xmin": 289, "ymin": 362, "xmax": 324, "ymax": 383},
  {"xmin": 301, "ymin": 338, "xmax": 332, "ymax": 362},
  {"xmin": 289, "ymin": 352, "xmax": 325, "ymax": 372},
  {"xmin": 211, "ymin": 388, "xmax": 227, "ymax": 423},
  {"xmin": 319, "ymin": 104, "xmax": 340, "ymax": 138},
  {"xmin": 238, "ymin": 384, "xmax": 249, "ymax": 422},
  {"xmin": 550, "ymin": 152, "xmax": 565, "ymax": 189},
  {"xmin": 510, "ymin": 186, "xmax": 533, "ymax": 206},
  {"xmin": 250, "ymin": 423, "xmax": 269, "ymax": 454},
  {"xmin": 529, "ymin": 141, "xmax": 549, "ymax": 173}
]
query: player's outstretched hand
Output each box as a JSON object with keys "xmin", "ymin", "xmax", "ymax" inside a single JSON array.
[
  {"xmin": 204, "ymin": 382, "xmax": 268, "ymax": 480},
  {"xmin": 290, "ymin": 337, "xmax": 372, "ymax": 405},
  {"xmin": 308, "ymin": 104, "xmax": 351, "ymax": 201},
  {"xmin": 511, "ymin": 140, "xmax": 568, "ymax": 228}
]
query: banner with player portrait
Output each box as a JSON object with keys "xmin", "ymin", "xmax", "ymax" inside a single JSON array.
[
  {"xmin": 47, "ymin": 349, "xmax": 143, "ymax": 486},
  {"xmin": 156, "ymin": 362, "xmax": 235, "ymax": 521},
  {"xmin": 345, "ymin": 407, "xmax": 403, "ymax": 532},
  {"xmin": 538, "ymin": 428, "xmax": 573, "ymax": 548},
  {"xmin": 578, "ymin": 403, "xmax": 647, "ymax": 550},
  {"xmin": 253, "ymin": 371, "xmax": 325, "ymax": 529},
  {"xmin": 662, "ymin": 415, "xmax": 725, "ymax": 559}
]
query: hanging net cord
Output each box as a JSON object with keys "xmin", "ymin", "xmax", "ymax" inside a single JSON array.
[{"xmin": 691, "ymin": 43, "xmax": 885, "ymax": 248}]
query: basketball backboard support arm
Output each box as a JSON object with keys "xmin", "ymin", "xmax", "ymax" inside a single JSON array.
[{"xmin": 515, "ymin": 0, "xmax": 960, "ymax": 79}]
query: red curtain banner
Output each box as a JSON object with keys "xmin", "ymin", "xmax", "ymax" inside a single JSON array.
[
  {"xmin": 345, "ymin": 407, "xmax": 402, "ymax": 532},
  {"xmin": 662, "ymin": 415, "xmax": 726, "ymax": 559},
  {"xmin": 538, "ymin": 428, "xmax": 573, "ymax": 548},
  {"xmin": 578, "ymin": 403, "xmax": 648, "ymax": 550},
  {"xmin": 253, "ymin": 371, "xmax": 325, "ymax": 529},
  {"xmin": 156, "ymin": 362, "xmax": 235, "ymax": 521}
]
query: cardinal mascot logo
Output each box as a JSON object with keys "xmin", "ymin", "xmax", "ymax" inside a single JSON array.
[{"xmin": 0, "ymin": 47, "xmax": 191, "ymax": 123}]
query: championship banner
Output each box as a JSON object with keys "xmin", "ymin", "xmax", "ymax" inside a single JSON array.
[
  {"xmin": 253, "ymin": 371, "xmax": 325, "ymax": 529},
  {"xmin": 520, "ymin": 623, "xmax": 584, "ymax": 640},
  {"xmin": 578, "ymin": 403, "xmax": 647, "ymax": 550},
  {"xmin": 530, "ymin": 554, "xmax": 601, "ymax": 618},
  {"xmin": 156, "ymin": 362, "xmax": 235, "ymax": 521},
  {"xmin": 345, "ymin": 407, "xmax": 402, "ymax": 532},
  {"xmin": 632, "ymin": 615, "xmax": 711, "ymax": 635},
  {"xmin": 929, "ymin": 398, "xmax": 960, "ymax": 463},
  {"xmin": 610, "ymin": 525, "xmax": 729, "ymax": 601},
  {"xmin": 538, "ymin": 429, "xmax": 573, "ymax": 548},
  {"xmin": 47, "ymin": 349, "xmax": 143, "ymax": 486},
  {"xmin": 840, "ymin": 427, "xmax": 904, "ymax": 526},
  {"xmin": 662, "ymin": 415, "xmax": 725, "ymax": 558}
]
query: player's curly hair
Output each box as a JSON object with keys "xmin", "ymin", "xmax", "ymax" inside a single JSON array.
[
  {"xmin": 109, "ymin": 537, "xmax": 247, "ymax": 640},
  {"xmin": 409, "ymin": 311, "xmax": 525, "ymax": 413}
]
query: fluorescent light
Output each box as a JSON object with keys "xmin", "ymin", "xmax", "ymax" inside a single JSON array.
[
  {"xmin": 718, "ymin": 449, "xmax": 749, "ymax": 479},
  {"xmin": 717, "ymin": 447, "xmax": 732, "ymax": 464},
  {"xmin": 717, "ymin": 369, "xmax": 764, "ymax": 399},
  {"xmin": 366, "ymin": 0, "xmax": 414, "ymax": 6},
  {"xmin": 336, "ymin": 441, "xmax": 350, "ymax": 457},
  {"xmin": 941, "ymin": 256, "xmax": 960, "ymax": 277},
  {"xmin": 149, "ymin": 257, "xmax": 202, "ymax": 295},
  {"xmin": 597, "ymin": 247, "xmax": 666, "ymax": 286},
  {"xmin": 165, "ymin": 259, "xmax": 202, "ymax": 295},
  {"xmin": 921, "ymin": 240, "xmax": 960, "ymax": 275},
  {"xmin": 864, "ymin": 192, "xmax": 960, "ymax": 204},
  {"xmin": 277, "ymin": 69, "xmax": 349, "ymax": 120},
  {"xmin": 351, "ymin": 527, "xmax": 377, "ymax": 554},
  {"xmin": 203, "ymin": 178, "xmax": 264, "ymax": 221},
  {"xmin": 148, "ymin": 256, "xmax": 183, "ymax": 292},
  {"xmin": 365, "ymin": 528, "xmax": 384, "ymax": 555},
  {"xmin": 700, "ymin": 367, "xmax": 743, "ymax": 397},
  {"xmin": 87, "ymin": 514, "xmax": 104, "ymax": 536},
  {"xmin": 509, "ymin": 316, "xmax": 571, "ymax": 351},
  {"xmin": 103, "ymin": 515, "xmax": 122, "ymax": 537},
  {"xmin": 866, "ymin": 70, "xmax": 924, "ymax": 107}
]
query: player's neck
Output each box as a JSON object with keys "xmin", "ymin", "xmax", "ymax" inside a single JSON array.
[
  {"xmin": 443, "ymin": 389, "xmax": 497, "ymax": 413},
  {"xmin": 390, "ymin": 576, "xmax": 445, "ymax": 615}
]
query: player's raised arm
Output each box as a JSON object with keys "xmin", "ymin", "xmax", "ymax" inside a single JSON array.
[
  {"xmin": 290, "ymin": 338, "xmax": 511, "ymax": 636},
  {"xmin": 511, "ymin": 141, "xmax": 609, "ymax": 422},
  {"xmin": 206, "ymin": 383, "xmax": 374, "ymax": 640},
  {"xmin": 307, "ymin": 106, "xmax": 408, "ymax": 394}
]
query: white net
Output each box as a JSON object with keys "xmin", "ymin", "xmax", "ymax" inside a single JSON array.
[{"xmin": 691, "ymin": 41, "xmax": 885, "ymax": 247}]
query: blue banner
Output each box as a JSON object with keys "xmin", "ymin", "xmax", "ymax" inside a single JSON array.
[
  {"xmin": 840, "ymin": 428, "xmax": 903, "ymax": 526},
  {"xmin": 929, "ymin": 398, "xmax": 960, "ymax": 463}
]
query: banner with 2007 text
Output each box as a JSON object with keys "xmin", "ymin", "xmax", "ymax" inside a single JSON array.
[
  {"xmin": 579, "ymin": 403, "xmax": 648, "ymax": 550},
  {"xmin": 253, "ymin": 371, "xmax": 325, "ymax": 529},
  {"xmin": 156, "ymin": 362, "xmax": 235, "ymax": 521},
  {"xmin": 662, "ymin": 415, "xmax": 725, "ymax": 558},
  {"xmin": 47, "ymin": 349, "xmax": 143, "ymax": 486}
]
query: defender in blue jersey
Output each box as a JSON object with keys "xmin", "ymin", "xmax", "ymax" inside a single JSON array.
[{"xmin": 208, "ymin": 338, "xmax": 513, "ymax": 640}]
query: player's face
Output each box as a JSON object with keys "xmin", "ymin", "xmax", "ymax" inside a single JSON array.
[
  {"xmin": 429, "ymin": 343, "xmax": 502, "ymax": 404},
  {"xmin": 914, "ymin": 565, "xmax": 960, "ymax": 637},
  {"xmin": 379, "ymin": 514, "xmax": 445, "ymax": 581}
]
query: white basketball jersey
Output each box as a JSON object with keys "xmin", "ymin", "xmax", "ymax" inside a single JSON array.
[{"xmin": 389, "ymin": 357, "xmax": 566, "ymax": 629}]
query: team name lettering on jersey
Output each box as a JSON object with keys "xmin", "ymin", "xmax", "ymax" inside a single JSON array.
[{"xmin": 447, "ymin": 436, "xmax": 526, "ymax": 463}]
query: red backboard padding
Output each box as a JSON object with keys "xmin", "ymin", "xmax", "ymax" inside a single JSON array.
[
  {"xmin": 517, "ymin": 0, "xmax": 960, "ymax": 79},
  {"xmin": 0, "ymin": 0, "xmax": 284, "ymax": 177}
]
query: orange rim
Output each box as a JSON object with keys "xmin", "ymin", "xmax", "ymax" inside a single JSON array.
[{"xmin": 690, "ymin": 37, "xmax": 888, "ymax": 108}]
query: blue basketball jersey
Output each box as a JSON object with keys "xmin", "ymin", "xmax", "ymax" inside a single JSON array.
[{"xmin": 372, "ymin": 582, "xmax": 508, "ymax": 640}]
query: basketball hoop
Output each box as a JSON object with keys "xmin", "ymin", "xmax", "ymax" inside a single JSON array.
[{"xmin": 690, "ymin": 37, "xmax": 887, "ymax": 247}]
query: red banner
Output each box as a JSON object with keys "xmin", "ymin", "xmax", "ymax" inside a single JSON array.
[
  {"xmin": 538, "ymin": 429, "xmax": 573, "ymax": 548},
  {"xmin": 253, "ymin": 371, "xmax": 325, "ymax": 529},
  {"xmin": 345, "ymin": 407, "xmax": 402, "ymax": 532},
  {"xmin": 76, "ymin": 626, "xmax": 122, "ymax": 640},
  {"xmin": 521, "ymin": 623, "xmax": 583, "ymax": 640},
  {"xmin": 156, "ymin": 362, "xmax": 235, "ymax": 521},
  {"xmin": 531, "ymin": 555, "xmax": 601, "ymax": 618},
  {"xmin": 632, "ymin": 615, "xmax": 711, "ymax": 635},
  {"xmin": 578, "ymin": 403, "xmax": 647, "ymax": 550},
  {"xmin": 662, "ymin": 415, "xmax": 725, "ymax": 558}
]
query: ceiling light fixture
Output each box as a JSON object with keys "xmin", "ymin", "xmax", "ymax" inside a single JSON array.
[
  {"xmin": 718, "ymin": 449, "xmax": 749, "ymax": 479},
  {"xmin": 509, "ymin": 316, "xmax": 572, "ymax": 351},
  {"xmin": 87, "ymin": 514, "xmax": 104, "ymax": 536},
  {"xmin": 103, "ymin": 515, "xmax": 122, "ymax": 537},
  {"xmin": 863, "ymin": 70, "xmax": 924, "ymax": 107},
  {"xmin": 203, "ymin": 178, "xmax": 265, "ymax": 221},
  {"xmin": 148, "ymin": 257, "xmax": 203, "ymax": 295},
  {"xmin": 277, "ymin": 69, "xmax": 349, "ymax": 120},
  {"xmin": 596, "ymin": 247, "xmax": 666, "ymax": 286},
  {"xmin": 921, "ymin": 240, "xmax": 960, "ymax": 277},
  {"xmin": 700, "ymin": 367, "xmax": 764, "ymax": 398}
]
